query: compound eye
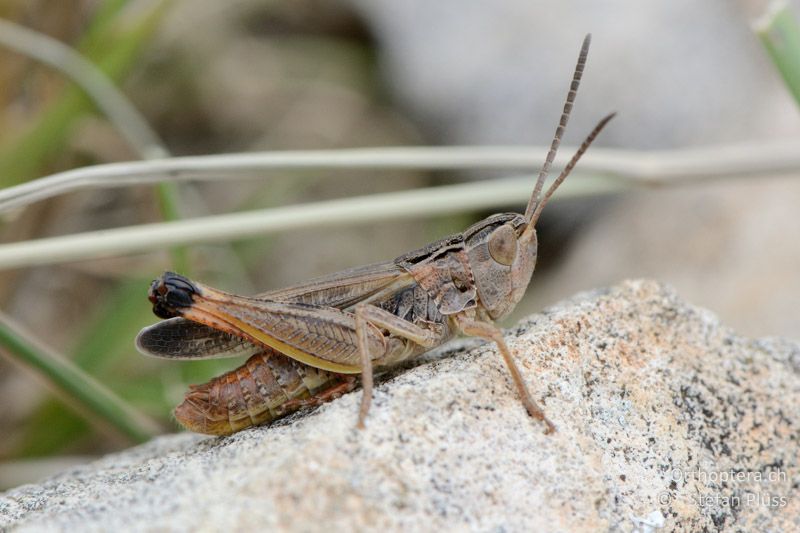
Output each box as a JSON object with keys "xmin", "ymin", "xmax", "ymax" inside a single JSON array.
[{"xmin": 488, "ymin": 224, "xmax": 517, "ymax": 266}]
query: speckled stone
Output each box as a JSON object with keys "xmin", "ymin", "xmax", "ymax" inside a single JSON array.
[{"xmin": 1, "ymin": 280, "xmax": 797, "ymax": 532}]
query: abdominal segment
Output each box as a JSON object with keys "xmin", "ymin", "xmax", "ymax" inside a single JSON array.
[{"xmin": 174, "ymin": 349, "xmax": 354, "ymax": 436}]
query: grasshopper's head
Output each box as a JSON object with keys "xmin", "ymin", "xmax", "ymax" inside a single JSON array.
[
  {"xmin": 466, "ymin": 112, "xmax": 613, "ymax": 320},
  {"xmin": 464, "ymin": 34, "xmax": 614, "ymax": 320},
  {"xmin": 464, "ymin": 212, "xmax": 531, "ymax": 320}
]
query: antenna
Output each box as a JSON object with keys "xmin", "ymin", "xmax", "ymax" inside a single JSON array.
[
  {"xmin": 524, "ymin": 34, "xmax": 592, "ymax": 222},
  {"xmin": 528, "ymin": 112, "xmax": 615, "ymax": 226}
]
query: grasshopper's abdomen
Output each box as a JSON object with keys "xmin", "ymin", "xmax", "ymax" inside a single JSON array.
[{"xmin": 174, "ymin": 350, "xmax": 347, "ymax": 436}]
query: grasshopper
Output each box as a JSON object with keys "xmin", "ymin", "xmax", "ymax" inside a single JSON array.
[{"xmin": 136, "ymin": 35, "xmax": 613, "ymax": 436}]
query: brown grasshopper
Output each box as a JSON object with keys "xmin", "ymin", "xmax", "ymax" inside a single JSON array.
[{"xmin": 136, "ymin": 34, "xmax": 614, "ymax": 436}]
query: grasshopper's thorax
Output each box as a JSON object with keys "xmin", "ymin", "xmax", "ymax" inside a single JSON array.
[
  {"xmin": 396, "ymin": 212, "xmax": 538, "ymax": 322},
  {"xmin": 395, "ymin": 233, "xmax": 478, "ymax": 316},
  {"xmin": 463, "ymin": 213, "xmax": 537, "ymax": 321}
]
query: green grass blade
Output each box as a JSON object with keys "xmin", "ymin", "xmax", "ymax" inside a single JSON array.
[
  {"xmin": 0, "ymin": 313, "xmax": 160, "ymax": 444},
  {"xmin": 79, "ymin": 0, "xmax": 131, "ymax": 50},
  {"xmin": 0, "ymin": 0, "xmax": 188, "ymax": 267},
  {"xmin": 755, "ymin": 1, "xmax": 800, "ymax": 107},
  {"xmin": 0, "ymin": 0, "xmax": 171, "ymax": 186}
]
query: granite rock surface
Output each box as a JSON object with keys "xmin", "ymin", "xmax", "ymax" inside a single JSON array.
[{"xmin": 0, "ymin": 280, "xmax": 797, "ymax": 532}]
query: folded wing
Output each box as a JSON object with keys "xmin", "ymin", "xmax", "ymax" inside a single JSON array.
[{"xmin": 136, "ymin": 317, "xmax": 263, "ymax": 360}]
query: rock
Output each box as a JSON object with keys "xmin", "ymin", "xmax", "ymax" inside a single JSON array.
[{"xmin": 0, "ymin": 280, "xmax": 797, "ymax": 532}]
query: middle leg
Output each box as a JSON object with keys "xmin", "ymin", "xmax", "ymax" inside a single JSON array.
[{"xmin": 354, "ymin": 303, "xmax": 442, "ymax": 429}]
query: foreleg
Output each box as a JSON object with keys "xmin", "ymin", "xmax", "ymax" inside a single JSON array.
[{"xmin": 456, "ymin": 315, "xmax": 555, "ymax": 434}]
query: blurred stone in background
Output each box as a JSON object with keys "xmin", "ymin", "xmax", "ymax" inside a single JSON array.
[{"xmin": 347, "ymin": 0, "xmax": 800, "ymax": 147}]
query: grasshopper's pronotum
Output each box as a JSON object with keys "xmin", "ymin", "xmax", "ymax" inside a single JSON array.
[{"xmin": 136, "ymin": 34, "xmax": 613, "ymax": 436}]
